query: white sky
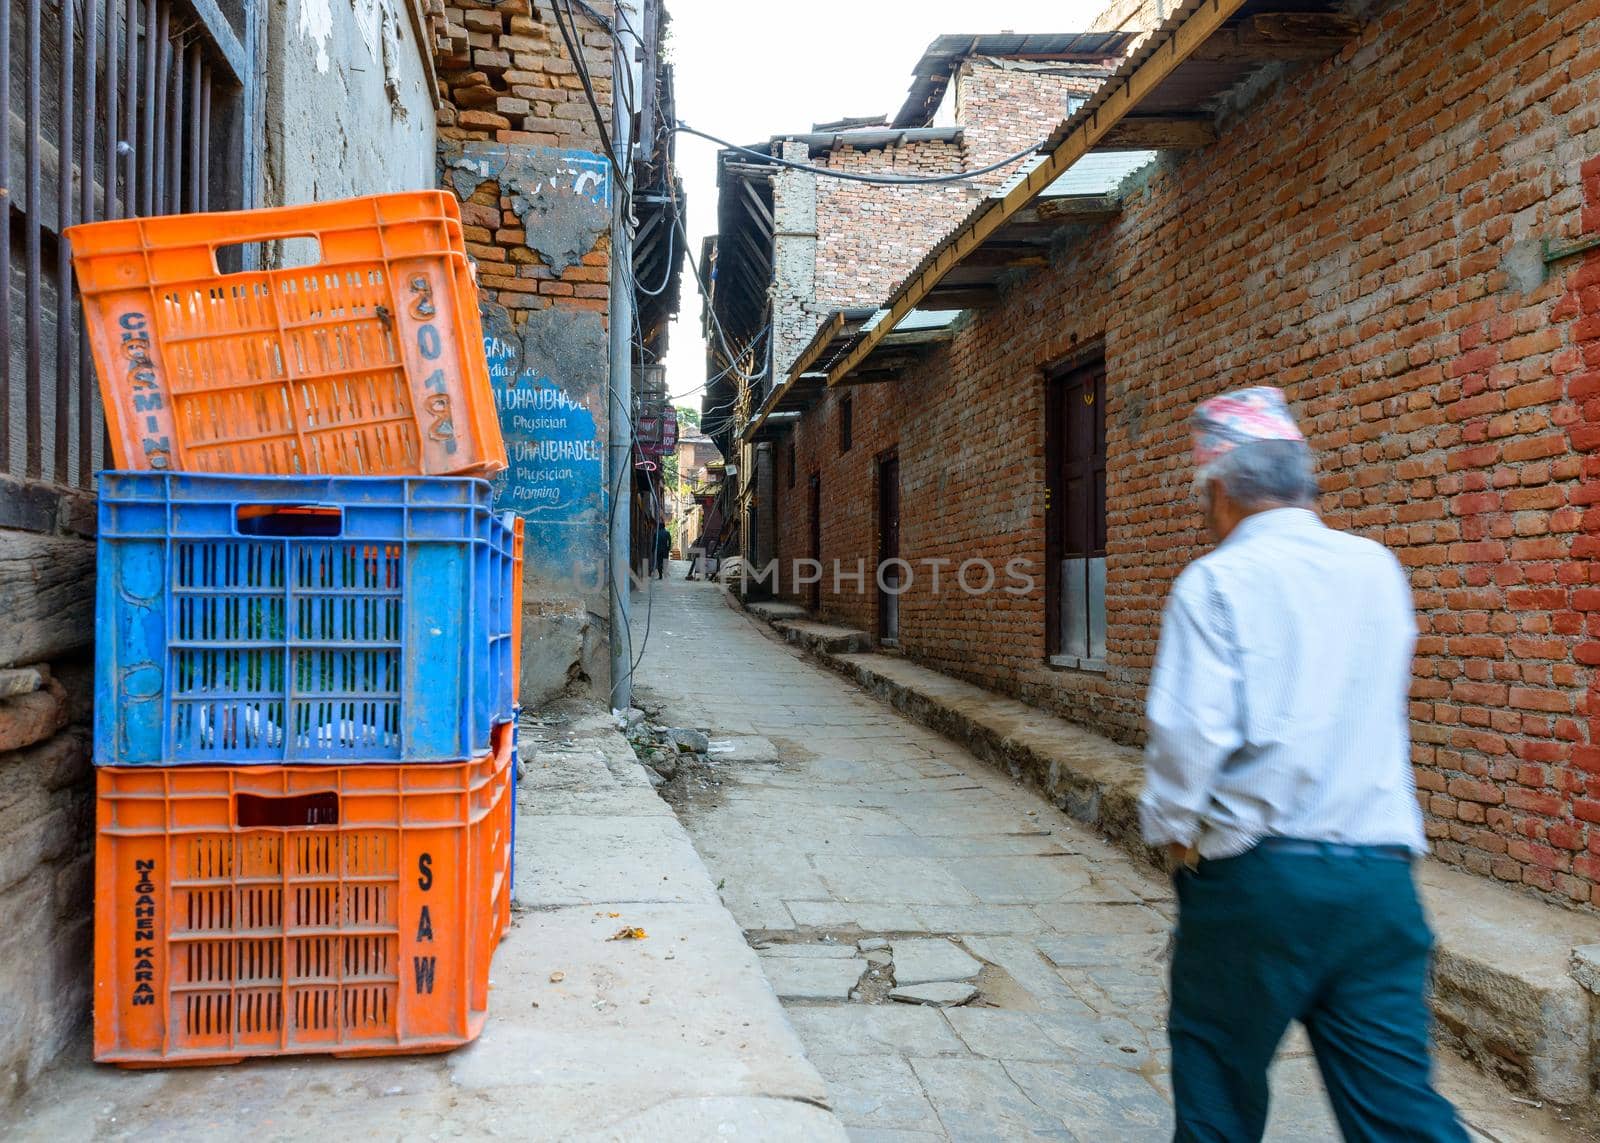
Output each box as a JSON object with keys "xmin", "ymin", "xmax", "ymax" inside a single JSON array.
[{"xmin": 658, "ymin": 0, "xmax": 1106, "ymax": 409}]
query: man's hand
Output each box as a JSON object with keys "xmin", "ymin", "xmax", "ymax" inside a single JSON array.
[{"xmin": 1167, "ymin": 842, "xmax": 1194, "ymax": 871}]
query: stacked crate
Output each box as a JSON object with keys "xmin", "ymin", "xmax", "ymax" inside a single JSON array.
[{"xmin": 66, "ymin": 192, "xmax": 520, "ymax": 1065}]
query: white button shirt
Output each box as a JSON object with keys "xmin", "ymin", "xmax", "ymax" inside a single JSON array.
[{"xmin": 1139, "ymin": 508, "xmax": 1428, "ymax": 859}]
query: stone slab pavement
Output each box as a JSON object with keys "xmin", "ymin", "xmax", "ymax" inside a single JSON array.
[
  {"xmin": 633, "ymin": 574, "xmax": 1596, "ymax": 1142},
  {"xmin": 2, "ymin": 700, "xmax": 845, "ymax": 1142}
]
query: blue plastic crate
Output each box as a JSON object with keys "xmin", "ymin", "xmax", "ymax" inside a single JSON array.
[{"xmin": 95, "ymin": 472, "xmax": 518, "ymax": 765}]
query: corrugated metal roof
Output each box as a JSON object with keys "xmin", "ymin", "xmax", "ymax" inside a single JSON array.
[
  {"xmin": 778, "ymin": 126, "xmax": 965, "ymax": 158},
  {"xmin": 992, "ymin": 150, "xmax": 1159, "ymax": 198}
]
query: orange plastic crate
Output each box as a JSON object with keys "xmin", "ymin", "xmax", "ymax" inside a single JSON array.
[
  {"xmin": 93, "ymin": 723, "xmax": 513, "ymax": 1066},
  {"xmin": 65, "ymin": 191, "xmax": 506, "ymax": 478}
]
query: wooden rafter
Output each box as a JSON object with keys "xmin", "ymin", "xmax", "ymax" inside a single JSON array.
[
  {"xmin": 741, "ymin": 178, "xmax": 774, "ymax": 235},
  {"xmin": 920, "ymin": 286, "xmax": 1002, "ymax": 310},
  {"xmin": 1030, "ymin": 195, "xmax": 1121, "ymax": 223},
  {"xmin": 1098, "ymin": 116, "xmax": 1217, "ymax": 150}
]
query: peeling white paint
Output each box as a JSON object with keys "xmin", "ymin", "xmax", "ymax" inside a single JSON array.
[
  {"xmin": 297, "ymin": 0, "xmax": 334, "ymax": 73},
  {"xmin": 352, "ymin": 0, "xmax": 382, "ymax": 64}
]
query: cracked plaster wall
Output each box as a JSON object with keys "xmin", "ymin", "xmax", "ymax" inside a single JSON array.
[
  {"xmin": 445, "ymin": 143, "xmax": 614, "ymax": 704},
  {"xmin": 265, "ymin": 0, "xmax": 436, "ymax": 216}
]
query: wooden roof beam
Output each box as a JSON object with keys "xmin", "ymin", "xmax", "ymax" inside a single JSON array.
[
  {"xmin": 1032, "ymin": 194, "xmax": 1122, "ymax": 223},
  {"xmin": 1098, "ymin": 116, "xmax": 1217, "ymax": 150},
  {"xmin": 879, "ymin": 325, "xmax": 960, "ymax": 348},
  {"xmin": 841, "ymin": 365, "xmax": 918, "ymax": 385},
  {"xmin": 1192, "ymin": 13, "xmax": 1364, "ymax": 62},
  {"xmin": 742, "ymin": 313, "xmax": 848, "ymax": 441},
  {"xmin": 741, "ymin": 178, "xmax": 774, "ymax": 235}
]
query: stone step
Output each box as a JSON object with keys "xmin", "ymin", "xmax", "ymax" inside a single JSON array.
[{"xmin": 772, "ymin": 620, "xmax": 874, "ymax": 656}]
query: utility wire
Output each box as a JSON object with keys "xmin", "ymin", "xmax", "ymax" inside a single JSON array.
[
  {"xmin": 676, "ymin": 121, "xmax": 1048, "ymax": 186},
  {"xmin": 632, "ymin": 203, "xmax": 676, "ymax": 296},
  {"xmin": 549, "ymin": 0, "xmax": 621, "ymax": 176}
]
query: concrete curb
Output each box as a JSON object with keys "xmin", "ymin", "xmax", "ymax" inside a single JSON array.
[
  {"xmin": 0, "ymin": 697, "xmax": 851, "ymax": 1142},
  {"xmin": 733, "ymin": 591, "xmax": 1600, "ymax": 1111}
]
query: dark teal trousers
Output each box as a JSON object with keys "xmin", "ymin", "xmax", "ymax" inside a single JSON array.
[{"xmin": 1169, "ymin": 842, "xmax": 1468, "ymax": 1142}]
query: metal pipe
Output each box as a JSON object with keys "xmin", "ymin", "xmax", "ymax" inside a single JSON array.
[
  {"xmin": 104, "ymin": 0, "xmax": 119, "ymax": 218},
  {"xmin": 123, "ymin": 0, "xmax": 138, "ymax": 213},
  {"xmin": 169, "ymin": 32, "xmax": 182, "ymax": 212},
  {"xmin": 199, "ymin": 63, "xmax": 211, "ymax": 210},
  {"xmin": 606, "ymin": 3, "xmax": 640, "ymax": 712},
  {"xmin": 24, "ymin": 0, "xmax": 42, "ymax": 478},
  {"xmin": 186, "ymin": 44, "xmax": 200, "ymax": 210},
  {"xmin": 54, "ymin": 0, "xmax": 75, "ymax": 483},
  {"xmin": 152, "ymin": 2, "xmax": 168, "ymax": 212},
  {"xmin": 80, "ymin": 0, "xmax": 100, "ymax": 484},
  {"xmin": 0, "ymin": 0, "xmax": 13, "ymax": 472},
  {"xmin": 141, "ymin": 0, "xmax": 157, "ymax": 214}
]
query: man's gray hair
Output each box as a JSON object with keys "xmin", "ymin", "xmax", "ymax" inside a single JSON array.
[{"xmin": 1206, "ymin": 439, "xmax": 1320, "ymax": 508}]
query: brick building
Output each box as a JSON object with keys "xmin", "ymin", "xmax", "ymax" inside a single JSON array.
[
  {"xmin": 433, "ymin": 0, "xmax": 684, "ymax": 700},
  {"xmin": 719, "ymin": 2, "xmax": 1600, "ymax": 909},
  {"xmin": 701, "ymin": 34, "xmax": 1132, "ymax": 570}
]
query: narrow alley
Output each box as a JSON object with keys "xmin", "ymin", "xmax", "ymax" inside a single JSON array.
[{"xmin": 632, "ymin": 569, "xmax": 1593, "ymax": 1142}]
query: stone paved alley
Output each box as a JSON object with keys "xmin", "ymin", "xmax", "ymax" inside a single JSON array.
[{"xmin": 632, "ymin": 569, "xmax": 1594, "ymax": 1142}]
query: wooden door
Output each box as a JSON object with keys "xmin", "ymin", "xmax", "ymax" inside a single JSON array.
[
  {"xmin": 808, "ymin": 474, "xmax": 822, "ymax": 612},
  {"xmin": 878, "ymin": 456, "xmax": 900, "ymax": 641},
  {"xmin": 1045, "ymin": 360, "xmax": 1107, "ymax": 660}
]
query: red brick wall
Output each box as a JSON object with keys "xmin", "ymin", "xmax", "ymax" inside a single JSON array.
[
  {"xmin": 813, "ymin": 141, "xmax": 973, "ymax": 311},
  {"xmin": 955, "ymin": 61, "xmax": 1108, "ymax": 167},
  {"xmin": 1568, "ymin": 152, "xmax": 1600, "ymax": 888},
  {"xmin": 780, "ymin": 0, "xmax": 1600, "ymax": 906},
  {"xmin": 791, "ymin": 61, "xmax": 1114, "ymax": 357},
  {"xmin": 434, "ymin": 0, "xmax": 614, "ymax": 318}
]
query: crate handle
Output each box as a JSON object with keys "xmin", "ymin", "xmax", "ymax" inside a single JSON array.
[
  {"xmin": 236, "ymin": 791, "xmax": 340, "ymax": 828},
  {"xmin": 236, "ymin": 505, "xmax": 344, "ymax": 537},
  {"xmin": 212, "ymin": 234, "xmax": 325, "ymax": 276}
]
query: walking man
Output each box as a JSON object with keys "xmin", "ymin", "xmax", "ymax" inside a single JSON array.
[
  {"xmin": 1140, "ymin": 387, "xmax": 1465, "ymax": 1141},
  {"xmin": 652, "ymin": 520, "xmax": 672, "ymax": 580}
]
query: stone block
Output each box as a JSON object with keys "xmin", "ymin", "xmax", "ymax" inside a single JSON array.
[
  {"xmin": 890, "ymin": 937, "xmax": 982, "ymax": 985},
  {"xmin": 889, "ymin": 981, "xmax": 977, "ymax": 1007},
  {"xmin": 0, "ymin": 681, "xmax": 68, "ymax": 756},
  {"xmin": 1573, "ymin": 944, "xmax": 1600, "ymax": 995},
  {"xmin": 0, "ymin": 668, "xmax": 43, "ymax": 698},
  {"xmin": 453, "ymin": 84, "xmax": 501, "ymax": 107}
]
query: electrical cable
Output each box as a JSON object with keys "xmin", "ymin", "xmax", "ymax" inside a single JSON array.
[
  {"xmin": 632, "ymin": 203, "xmax": 676, "ymax": 296},
  {"xmin": 676, "ymin": 121, "xmax": 1049, "ymax": 186},
  {"xmin": 671, "ymin": 197, "xmax": 767, "ymax": 394},
  {"xmin": 548, "ymin": 0, "xmax": 657, "ymax": 697},
  {"xmin": 668, "ymin": 325, "xmax": 769, "ymax": 403},
  {"xmin": 549, "ymin": 0, "xmax": 623, "ymax": 177}
]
